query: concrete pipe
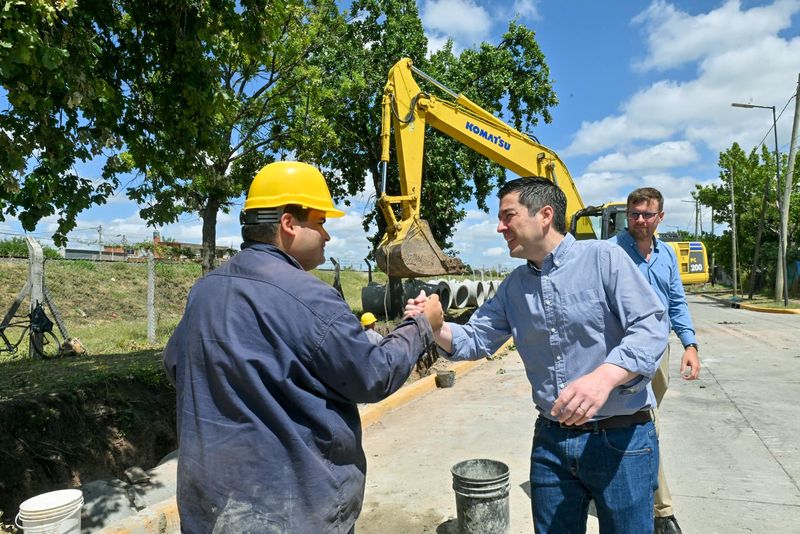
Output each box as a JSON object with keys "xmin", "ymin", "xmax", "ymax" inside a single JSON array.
[
  {"xmin": 465, "ymin": 279, "xmax": 486, "ymax": 307},
  {"xmin": 484, "ymin": 280, "xmax": 496, "ymax": 300},
  {"xmin": 429, "ymin": 280, "xmax": 455, "ymax": 310},
  {"xmin": 361, "ymin": 282, "xmax": 389, "ymax": 317},
  {"xmin": 448, "ymin": 280, "xmax": 470, "ymax": 309},
  {"xmin": 403, "ymin": 279, "xmax": 452, "ymax": 313}
]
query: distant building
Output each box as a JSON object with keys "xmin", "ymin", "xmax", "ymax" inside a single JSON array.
[{"xmin": 61, "ymin": 231, "xmax": 234, "ymax": 262}]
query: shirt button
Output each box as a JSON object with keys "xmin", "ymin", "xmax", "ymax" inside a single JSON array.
[
  {"xmin": 556, "ymin": 355, "xmax": 562, "ymax": 361},
  {"xmin": 550, "ymin": 327, "xmax": 556, "ymax": 333},
  {"xmin": 545, "ymin": 299, "xmax": 551, "ymax": 305}
]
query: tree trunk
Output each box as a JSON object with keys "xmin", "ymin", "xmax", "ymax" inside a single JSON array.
[{"xmin": 201, "ymin": 197, "xmax": 220, "ymax": 276}]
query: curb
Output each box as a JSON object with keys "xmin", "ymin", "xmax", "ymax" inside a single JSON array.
[
  {"xmin": 700, "ymin": 293, "xmax": 800, "ymax": 314},
  {"xmin": 95, "ymin": 496, "xmax": 179, "ymax": 534},
  {"xmin": 359, "ymin": 359, "xmax": 485, "ymax": 429},
  {"xmin": 737, "ymin": 302, "xmax": 800, "ymax": 314}
]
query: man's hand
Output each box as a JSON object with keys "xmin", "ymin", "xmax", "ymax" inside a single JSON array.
[
  {"xmin": 403, "ymin": 290, "xmax": 428, "ymax": 320},
  {"xmin": 422, "ymin": 294, "xmax": 443, "ymax": 331},
  {"xmin": 550, "ymin": 364, "xmax": 635, "ymax": 426},
  {"xmin": 680, "ymin": 346, "xmax": 701, "ymax": 380}
]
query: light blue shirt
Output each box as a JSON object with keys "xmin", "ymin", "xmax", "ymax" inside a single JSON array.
[
  {"xmin": 446, "ymin": 234, "xmax": 669, "ymax": 419},
  {"xmin": 610, "ymin": 231, "xmax": 697, "ymax": 348}
]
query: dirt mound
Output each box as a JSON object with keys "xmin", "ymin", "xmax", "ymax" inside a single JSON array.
[{"xmin": 0, "ymin": 375, "xmax": 176, "ymax": 527}]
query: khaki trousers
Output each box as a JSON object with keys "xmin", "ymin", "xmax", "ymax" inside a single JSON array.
[{"xmin": 651, "ymin": 344, "xmax": 673, "ymax": 518}]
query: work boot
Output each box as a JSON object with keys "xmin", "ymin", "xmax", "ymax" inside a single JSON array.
[{"xmin": 654, "ymin": 515, "xmax": 682, "ymax": 534}]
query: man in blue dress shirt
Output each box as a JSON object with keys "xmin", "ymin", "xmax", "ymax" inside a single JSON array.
[
  {"xmin": 610, "ymin": 187, "xmax": 701, "ymax": 534},
  {"xmin": 407, "ymin": 177, "xmax": 669, "ymax": 533}
]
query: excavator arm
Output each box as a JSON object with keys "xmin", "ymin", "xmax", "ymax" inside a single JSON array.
[{"xmin": 375, "ymin": 58, "xmax": 595, "ymax": 278}]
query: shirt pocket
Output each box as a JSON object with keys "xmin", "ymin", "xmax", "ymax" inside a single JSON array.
[{"xmin": 558, "ymin": 288, "xmax": 605, "ymax": 345}]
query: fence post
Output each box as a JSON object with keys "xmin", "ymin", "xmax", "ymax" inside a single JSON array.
[
  {"xmin": 25, "ymin": 237, "xmax": 44, "ymax": 359},
  {"xmin": 147, "ymin": 251, "xmax": 156, "ymax": 343}
]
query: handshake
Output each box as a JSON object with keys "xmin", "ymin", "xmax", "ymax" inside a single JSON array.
[{"xmin": 403, "ymin": 290, "xmax": 445, "ymax": 331}]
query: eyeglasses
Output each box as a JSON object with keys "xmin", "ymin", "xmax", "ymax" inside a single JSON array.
[{"xmin": 627, "ymin": 211, "xmax": 659, "ymax": 221}]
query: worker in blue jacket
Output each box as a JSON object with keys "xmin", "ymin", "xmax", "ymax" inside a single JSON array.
[
  {"xmin": 164, "ymin": 161, "xmax": 443, "ymax": 533},
  {"xmin": 610, "ymin": 187, "xmax": 701, "ymax": 534}
]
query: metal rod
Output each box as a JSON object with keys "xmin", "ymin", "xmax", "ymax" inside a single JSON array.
[{"xmin": 410, "ymin": 65, "xmax": 459, "ymax": 100}]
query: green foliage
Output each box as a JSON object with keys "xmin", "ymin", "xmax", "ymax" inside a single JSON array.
[
  {"xmin": 0, "ymin": 237, "xmax": 59, "ymax": 258},
  {"xmin": 310, "ymin": 2, "xmax": 558, "ymax": 257},
  {"xmin": 0, "ymin": 0, "xmax": 123, "ymax": 245},
  {"xmin": 105, "ymin": 0, "xmax": 343, "ymax": 274},
  {"xmin": 695, "ymin": 142, "xmax": 799, "ymax": 293}
]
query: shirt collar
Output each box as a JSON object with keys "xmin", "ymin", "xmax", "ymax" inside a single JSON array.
[
  {"xmin": 620, "ymin": 231, "xmax": 660, "ymax": 260},
  {"xmin": 241, "ymin": 241, "xmax": 303, "ymax": 270},
  {"xmin": 526, "ymin": 233, "xmax": 574, "ymax": 274}
]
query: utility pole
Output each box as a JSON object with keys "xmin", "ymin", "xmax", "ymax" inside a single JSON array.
[
  {"xmin": 777, "ymin": 73, "xmax": 799, "ymax": 303},
  {"xmin": 729, "ymin": 168, "xmax": 739, "ymax": 300},
  {"xmin": 711, "ymin": 207, "xmax": 715, "ymax": 237}
]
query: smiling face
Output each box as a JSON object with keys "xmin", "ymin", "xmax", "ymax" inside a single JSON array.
[
  {"xmin": 496, "ymin": 191, "xmax": 547, "ymax": 261},
  {"xmin": 626, "ymin": 198, "xmax": 663, "ymax": 243}
]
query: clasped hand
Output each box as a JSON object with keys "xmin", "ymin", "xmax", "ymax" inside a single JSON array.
[{"xmin": 403, "ymin": 290, "xmax": 444, "ymax": 331}]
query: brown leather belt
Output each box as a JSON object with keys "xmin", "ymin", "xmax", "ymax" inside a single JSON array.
[{"xmin": 538, "ymin": 410, "xmax": 652, "ymax": 432}]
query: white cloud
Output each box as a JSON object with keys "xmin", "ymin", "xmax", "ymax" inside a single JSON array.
[
  {"xmin": 483, "ymin": 246, "xmax": 506, "ymax": 257},
  {"xmin": 587, "ymin": 141, "xmax": 699, "ymax": 172},
  {"xmin": 633, "ymin": 0, "xmax": 800, "ymax": 72},
  {"xmin": 513, "ymin": 0, "xmax": 541, "ymax": 20},
  {"xmin": 572, "ymin": 172, "xmax": 639, "ymax": 207},
  {"xmin": 422, "ymin": 0, "xmax": 492, "ymax": 52},
  {"xmin": 566, "ymin": 2, "xmax": 800, "ymax": 158}
]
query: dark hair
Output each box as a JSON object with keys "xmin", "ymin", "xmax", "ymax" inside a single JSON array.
[
  {"xmin": 627, "ymin": 187, "xmax": 664, "ymax": 212},
  {"xmin": 497, "ymin": 177, "xmax": 567, "ymax": 234},
  {"xmin": 241, "ymin": 205, "xmax": 310, "ymax": 243}
]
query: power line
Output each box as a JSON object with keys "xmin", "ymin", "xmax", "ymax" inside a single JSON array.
[{"xmin": 756, "ymin": 93, "xmax": 795, "ymax": 149}]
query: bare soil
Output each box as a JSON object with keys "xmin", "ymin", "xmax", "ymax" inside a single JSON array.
[{"xmin": 0, "ymin": 352, "xmax": 176, "ymax": 529}]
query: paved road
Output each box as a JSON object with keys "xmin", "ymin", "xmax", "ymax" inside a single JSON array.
[{"xmin": 356, "ymin": 294, "xmax": 800, "ymax": 533}]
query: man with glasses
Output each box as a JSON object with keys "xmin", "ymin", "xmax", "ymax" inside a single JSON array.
[{"xmin": 610, "ymin": 187, "xmax": 701, "ymax": 534}]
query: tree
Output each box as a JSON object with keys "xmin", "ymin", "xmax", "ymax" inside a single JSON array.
[
  {"xmin": 0, "ymin": 0, "xmax": 123, "ymax": 245},
  {"xmin": 695, "ymin": 143, "xmax": 796, "ymax": 293},
  {"xmin": 105, "ymin": 0, "xmax": 342, "ymax": 274},
  {"xmin": 311, "ymin": 1, "xmax": 558, "ymax": 259}
]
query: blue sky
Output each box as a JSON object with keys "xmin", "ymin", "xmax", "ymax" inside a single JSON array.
[{"xmin": 3, "ymin": 0, "xmax": 800, "ymax": 273}]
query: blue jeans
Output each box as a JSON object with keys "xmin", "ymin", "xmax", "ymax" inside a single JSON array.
[{"xmin": 530, "ymin": 416, "xmax": 659, "ymax": 534}]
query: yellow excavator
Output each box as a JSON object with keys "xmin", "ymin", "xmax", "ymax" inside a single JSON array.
[{"xmin": 375, "ymin": 57, "xmax": 708, "ymax": 284}]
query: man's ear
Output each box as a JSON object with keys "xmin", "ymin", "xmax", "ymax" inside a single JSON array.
[
  {"xmin": 279, "ymin": 212, "xmax": 298, "ymax": 237},
  {"xmin": 539, "ymin": 205, "xmax": 555, "ymax": 226}
]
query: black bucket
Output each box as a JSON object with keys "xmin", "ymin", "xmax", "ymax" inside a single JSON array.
[{"xmin": 451, "ymin": 459, "xmax": 510, "ymax": 534}]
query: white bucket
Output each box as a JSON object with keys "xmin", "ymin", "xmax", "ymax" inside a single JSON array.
[{"xmin": 15, "ymin": 489, "xmax": 83, "ymax": 534}]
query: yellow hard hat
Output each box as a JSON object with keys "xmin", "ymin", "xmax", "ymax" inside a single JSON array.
[
  {"xmin": 360, "ymin": 312, "xmax": 378, "ymax": 327},
  {"xmin": 244, "ymin": 161, "xmax": 344, "ymax": 218}
]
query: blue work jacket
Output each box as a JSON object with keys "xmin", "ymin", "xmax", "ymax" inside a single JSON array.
[{"xmin": 164, "ymin": 242, "xmax": 434, "ymax": 533}]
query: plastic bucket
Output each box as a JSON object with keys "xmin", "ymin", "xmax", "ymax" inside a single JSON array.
[
  {"xmin": 435, "ymin": 370, "xmax": 456, "ymax": 388},
  {"xmin": 451, "ymin": 459, "xmax": 510, "ymax": 534},
  {"xmin": 15, "ymin": 489, "xmax": 83, "ymax": 534}
]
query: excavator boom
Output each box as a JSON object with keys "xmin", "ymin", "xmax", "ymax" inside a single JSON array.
[
  {"xmin": 376, "ymin": 58, "xmax": 592, "ymax": 277},
  {"xmin": 376, "ymin": 58, "xmax": 709, "ymax": 285}
]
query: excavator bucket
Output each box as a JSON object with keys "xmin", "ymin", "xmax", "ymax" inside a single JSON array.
[{"xmin": 375, "ymin": 218, "xmax": 464, "ymax": 278}]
